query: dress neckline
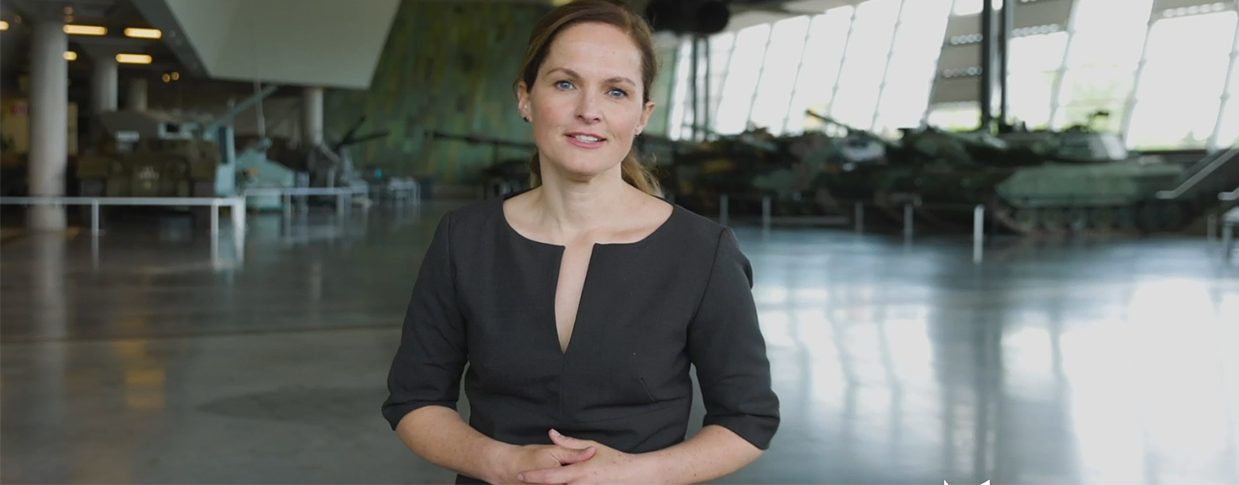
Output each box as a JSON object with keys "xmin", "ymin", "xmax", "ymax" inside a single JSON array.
[{"xmin": 497, "ymin": 192, "xmax": 678, "ymax": 250}]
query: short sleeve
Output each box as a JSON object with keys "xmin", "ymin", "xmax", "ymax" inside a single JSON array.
[
  {"xmin": 381, "ymin": 213, "xmax": 468, "ymax": 430},
  {"xmin": 687, "ymin": 228, "xmax": 780, "ymax": 449}
]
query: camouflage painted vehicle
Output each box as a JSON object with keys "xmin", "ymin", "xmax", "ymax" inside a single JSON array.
[
  {"xmin": 809, "ymin": 116, "xmax": 1213, "ymax": 233},
  {"xmin": 76, "ymin": 111, "xmax": 219, "ymax": 197},
  {"xmin": 670, "ymin": 118, "xmax": 884, "ymax": 217},
  {"xmin": 77, "ymin": 137, "xmax": 219, "ymax": 198}
]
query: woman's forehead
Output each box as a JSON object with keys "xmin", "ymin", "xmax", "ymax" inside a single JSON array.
[{"xmin": 540, "ymin": 22, "xmax": 643, "ymax": 80}]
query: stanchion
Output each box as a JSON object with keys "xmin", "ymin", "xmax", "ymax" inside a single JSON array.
[
  {"xmin": 973, "ymin": 204, "xmax": 984, "ymax": 263},
  {"xmin": 854, "ymin": 202, "xmax": 864, "ymax": 233},
  {"xmin": 210, "ymin": 200, "xmax": 220, "ymax": 236},
  {"xmin": 90, "ymin": 199, "xmax": 101, "ymax": 235}
]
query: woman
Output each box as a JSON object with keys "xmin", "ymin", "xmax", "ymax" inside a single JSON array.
[{"xmin": 382, "ymin": 1, "xmax": 779, "ymax": 483}]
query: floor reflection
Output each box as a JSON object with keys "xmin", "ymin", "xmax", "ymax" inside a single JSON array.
[{"xmin": 2, "ymin": 206, "xmax": 1237, "ymax": 483}]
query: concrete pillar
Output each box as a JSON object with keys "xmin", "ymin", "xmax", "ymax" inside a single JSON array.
[
  {"xmin": 126, "ymin": 78, "xmax": 147, "ymax": 111},
  {"xmin": 28, "ymin": 20, "xmax": 68, "ymax": 230},
  {"xmin": 91, "ymin": 57, "xmax": 118, "ymax": 114},
  {"xmin": 302, "ymin": 86, "xmax": 324, "ymax": 147}
]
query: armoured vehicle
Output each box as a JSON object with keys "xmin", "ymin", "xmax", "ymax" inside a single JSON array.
[
  {"xmin": 809, "ymin": 114, "xmax": 1231, "ymax": 234},
  {"xmin": 76, "ymin": 111, "xmax": 219, "ymax": 197}
]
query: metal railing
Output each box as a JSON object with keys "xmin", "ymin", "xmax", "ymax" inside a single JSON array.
[
  {"xmin": 1157, "ymin": 146, "xmax": 1239, "ymax": 200},
  {"xmin": 1220, "ymin": 187, "xmax": 1239, "ymax": 262},
  {"xmin": 241, "ymin": 186, "xmax": 371, "ymax": 219},
  {"xmin": 716, "ymin": 193, "xmax": 989, "ymax": 263},
  {"xmin": 0, "ymin": 196, "xmax": 246, "ymax": 236}
]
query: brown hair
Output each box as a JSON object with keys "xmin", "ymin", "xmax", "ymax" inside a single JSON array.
[{"xmin": 516, "ymin": 0, "xmax": 662, "ymax": 196}]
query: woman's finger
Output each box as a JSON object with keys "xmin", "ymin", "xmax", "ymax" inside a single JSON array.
[
  {"xmin": 551, "ymin": 445, "xmax": 596, "ymax": 465},
  {"xmin": 548, "ymin": 428, "xmax": 593, "ymax": 449}
]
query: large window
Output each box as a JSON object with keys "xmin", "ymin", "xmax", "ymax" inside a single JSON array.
[
  {"xmin": 715, "ymin": 24, "xmax": 772, "ymax": 134},
  {"xmin": 952, "ymin": 0, "xmax": 1004, "ymax": 17},
  {"xmin": 1007, "ymin": 32, "xmax": 1069, "ymax": 129},
  {"xmin": 665, "ymin": 0, "xmax": 1238, "ymax": 151},
  {"xmin": 1054, "ymin": 0, "xmax": 1153, "ymax": 132},
  {"xmin": 927, "ymin": 102, "xmax": 981, "ymax": 130},
  {"xmin": 667, "ymin": 33, "xmax": 736, "ymax": 140},
  {"xmin": 872, "ymin": 0, "xmax": 952, "ymax": 137},
  {"xmin": 831, "ymin": 0, "xmax": 902, "ymax": 130},
  {"xmin": 667, "ymin": 40, "xmax": 693, "ymax": 140},
  {"xmin": 1126, "ymin": 11, "xmax": 1236, "ymax": 149},
  {"xmin": 787, "ymin": 6, "xmax": 855, "ymax": 134},
  {"xmin": 749, "ymin": 16, "xmax": 812, "ymax": 135},
  {"xmin": 1215, "ymin": 43, "xmax": 1239, "ymax": 149}
]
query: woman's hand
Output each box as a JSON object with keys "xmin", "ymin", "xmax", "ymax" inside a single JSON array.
[
  {"xmin": 485, "ymin": 439, "xmax": 597, "ymax": 485},
  {"xmin": 517, "ymin": 429, "xmax": 657, "ymax": 485}
]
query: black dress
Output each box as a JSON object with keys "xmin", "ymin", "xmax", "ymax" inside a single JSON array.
[{"xmin": 382, "ymin": 195, "xmax": 779, "ymax": 483}]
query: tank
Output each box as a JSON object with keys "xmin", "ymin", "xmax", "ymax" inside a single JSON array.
[
  {"xmin": 809, "ymin": 114, "xmax": 1205, "ymax": 234},
  {"xmin": 671, "ymin": 117, "xmax": 883, "ymax": 217},
  {"xmin": 76, "ymin": 111, "xmax": 219, "ymax": 198}
]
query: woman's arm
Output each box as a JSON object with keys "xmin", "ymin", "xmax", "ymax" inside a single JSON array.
[
  {"xmin": 637, "ymin": 425, "xmax": 762, "ymax": 483},
  {"xmin": 517, "ymin": 425, "xmax": 761, "ymax": 484},
  {"xmin": 397, "ymin": 406, "xmax": 597, "ymax": 484}
]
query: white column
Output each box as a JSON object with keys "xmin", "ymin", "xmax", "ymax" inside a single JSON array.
[
  {"xmin": 302, "ymin": 86, "xmax": 324, "ymax": 147},
  {"xmin": 91, "ymin": 57, "xmax": 118, "ymax": 114},
  {"xmin": 126, "ymin": 78, "xmax": 147, "ymax": 111},
  {"xmin": 28, "ymin": 21, "xmax": 68, "ymax": 230}
]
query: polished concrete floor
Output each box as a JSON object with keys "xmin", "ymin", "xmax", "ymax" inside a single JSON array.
[{"xmin": 2, "ymin": 202, "xmax": 1237, "ymax": 484}]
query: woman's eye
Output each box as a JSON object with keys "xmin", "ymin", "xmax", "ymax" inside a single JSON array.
[
  {"xmin": 608, "ymin": 88, "xmax": 628, "ymax": 98},
  {"xmin": 554, "ymin": 80, "xmax": 574, "ymax": 90}
]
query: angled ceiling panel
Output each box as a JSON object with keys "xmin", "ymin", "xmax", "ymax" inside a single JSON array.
[
  {"xmin": 163, "ymin": 0, "xmax": 399, "ymax": 89},
  {"xmin": 160, "ymin": 0, "xmax": 241, "ymax": 73}
]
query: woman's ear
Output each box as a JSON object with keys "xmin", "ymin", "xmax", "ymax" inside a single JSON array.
[{"xmin": 516, "ymin": 81, "xmax": 532, "ymax": 122}]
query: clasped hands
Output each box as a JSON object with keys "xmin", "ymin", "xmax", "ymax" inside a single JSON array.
[{"xmin": 492, "ymin": 429, "xmax": 659, "ymax": 485}]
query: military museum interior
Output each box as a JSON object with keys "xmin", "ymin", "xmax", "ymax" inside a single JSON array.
[{"xmin": 1, "ymin": 0, "xmax": 1237, "ymax": 483}]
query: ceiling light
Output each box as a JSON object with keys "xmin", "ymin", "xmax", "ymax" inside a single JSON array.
[
  {"xmin": 0, "ymin": 20, "xmax": 9, "ymax": 31},
  {"xmin": 64, "ymin": 51, "xmax": 77, "ymax": 61},
  {"xmin": 64, "ymin": 24, "xmax": 106, "ymax": 36},
  {"xmin": 116, "ymin": 53, "xmax": 152, "ymax": 64},
  {"xmin": 124, "ymin": 27, "xmax": 161, "ymax": 39}
]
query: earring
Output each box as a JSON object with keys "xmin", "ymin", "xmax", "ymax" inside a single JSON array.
[{"xmin": 522, "ymin": 116, "xmax": 530, "ymax": 123}]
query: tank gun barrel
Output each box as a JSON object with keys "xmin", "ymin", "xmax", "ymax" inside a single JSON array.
[{"xmin": 804, "ymin": 109, "xmax": 897, "ymax": 150}]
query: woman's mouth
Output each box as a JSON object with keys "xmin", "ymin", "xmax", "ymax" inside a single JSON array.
[{"xmin": 565, "ymin": 132, "xmax": 606, "ymax": 148}]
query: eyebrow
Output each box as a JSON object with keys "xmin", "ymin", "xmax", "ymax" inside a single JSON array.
[{"xmin": 546, "ymin": 67, "xmax": 637, "ymax": 87}]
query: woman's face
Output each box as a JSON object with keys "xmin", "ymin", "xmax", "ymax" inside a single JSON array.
[{"xmin": 518, "ymin": 22, "xmax": 655, "ymax": 182}]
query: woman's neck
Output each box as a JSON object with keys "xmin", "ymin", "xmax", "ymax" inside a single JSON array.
[{"xmin": 530, "ymin": 168, "xmax": 641, "ymax": 243}]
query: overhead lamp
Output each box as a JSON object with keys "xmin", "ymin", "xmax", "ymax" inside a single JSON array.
[
  {"xmin": 1, "ymin": 20, "xmax": 9, "ymax": 31},
  {"xmin": 124, "ymin": 27, "xmax": 161, "ymax": 39},
  {"xmin": 115, "ymin": 53, "xmax": 152, "ymax": 64},
  {"xmin": 64, "ymin": 24, "xmax": 106, "ymax": 36},
  {"xmin": 64, "ymin": 51, "xmax": 77, "ymax": 61}
]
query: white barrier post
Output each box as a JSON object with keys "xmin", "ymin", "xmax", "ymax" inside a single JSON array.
[
  {"xmin": 854, "ymin": 202, "xmax": 864, "ymax": 233},
  {"xmin": 231, "ymin": 197, "xmax": 247, "ymax": 236},
  {"xmin": 1207, "ymin": 211, "xmax": 1218, "ymax": 242},
  {"xmin": 973, "ymin": 204, "xmax": 985, "ymax": 263},
  {"xmin": 1224, "ymin": 221, "xmax": 1234, "ymax": 260},
  {"xmin": 91, "ymin": 199, "xmax": 101, "ymax": 235},
  {"xmin": 210, "ymin": 200, "xmax": 220, "ymax": 236}
]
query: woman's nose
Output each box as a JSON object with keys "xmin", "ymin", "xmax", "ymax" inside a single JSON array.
[{"xmin": 575, "ymin": 93, "xmax": 601, "ymax": 123}]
